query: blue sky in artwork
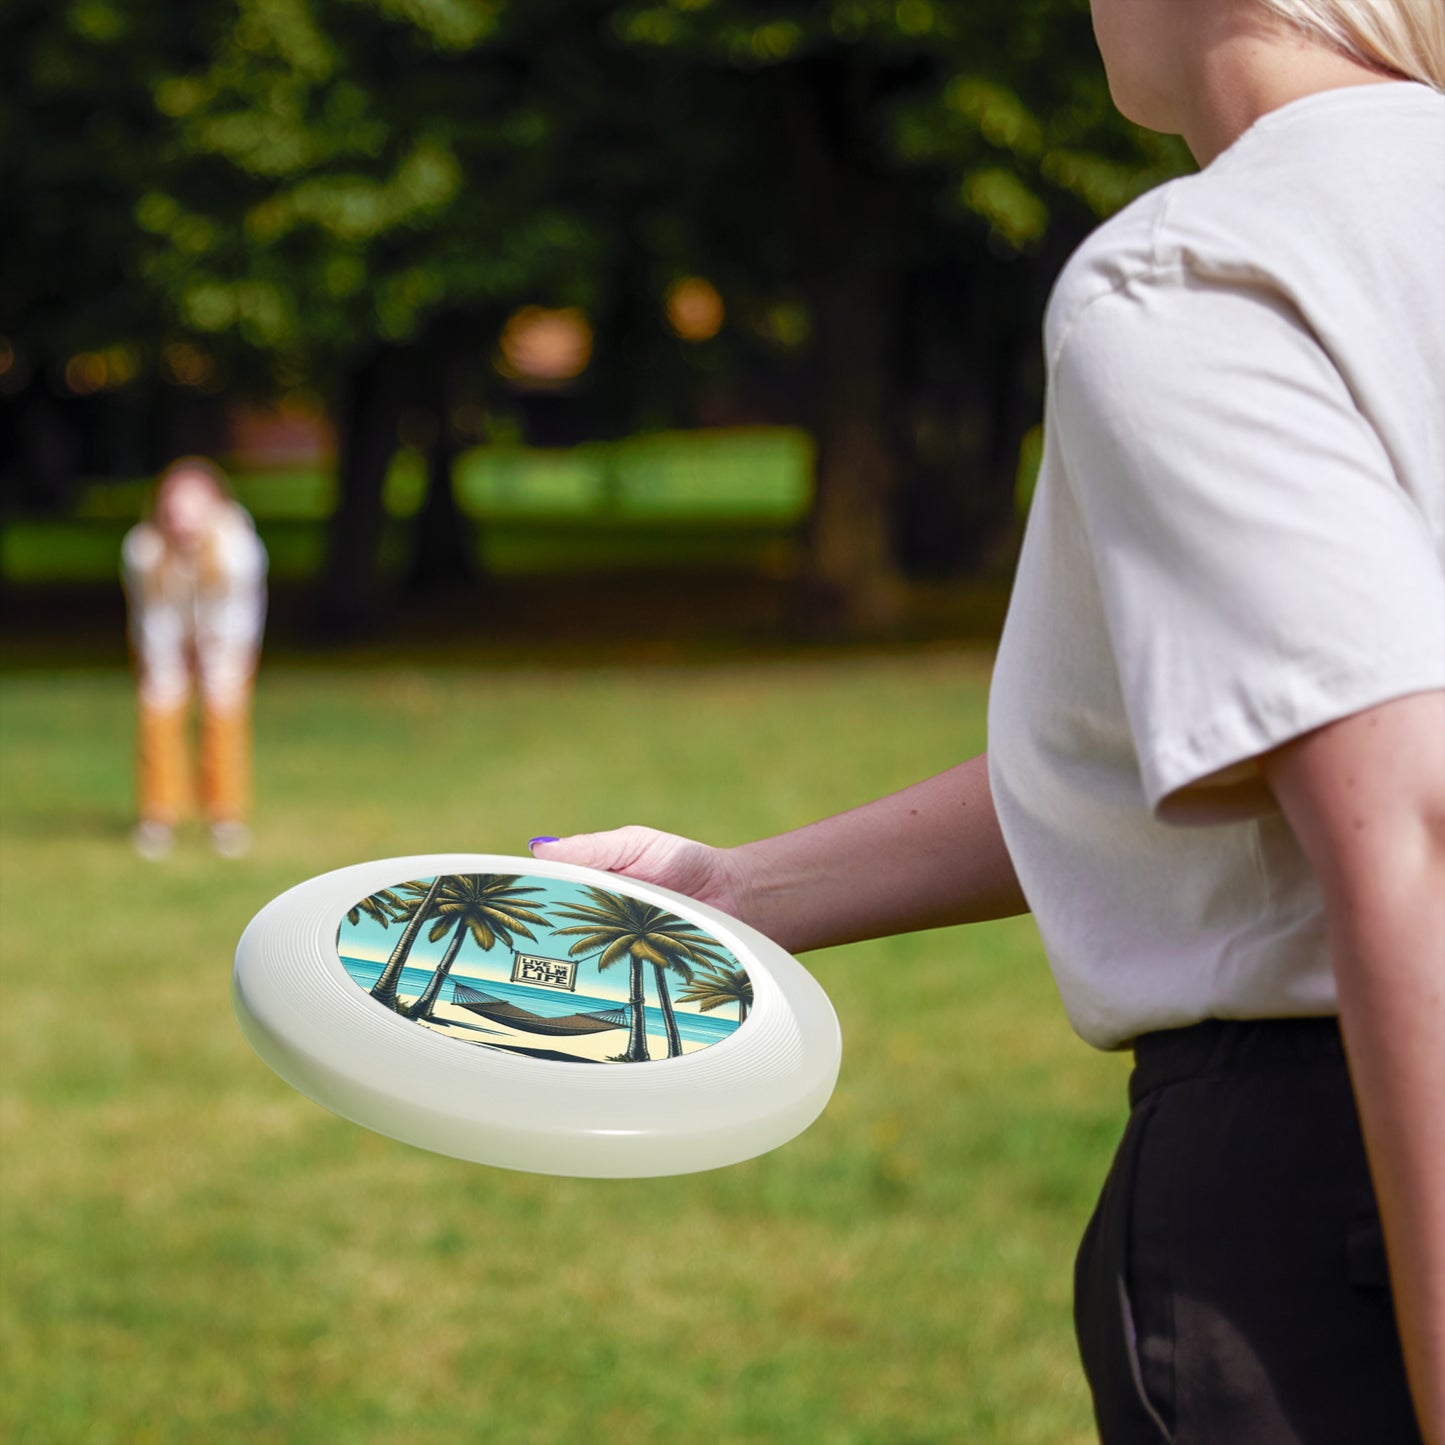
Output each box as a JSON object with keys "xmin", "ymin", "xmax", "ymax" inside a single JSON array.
[{"xmin": 338, "ymin": 874, "xmax": 743, "ymax": 1011}]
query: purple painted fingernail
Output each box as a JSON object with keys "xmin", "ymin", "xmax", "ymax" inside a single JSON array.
[{"xmin": 528, "ymin": 836, "xmax": 559, "ymax": 851}]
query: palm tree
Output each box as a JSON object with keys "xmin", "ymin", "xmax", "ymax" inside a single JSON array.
[
  {"xmin": 552, "ymin": 889, "xmax": 733, "ymax": 1060},
  {"xmin": 675, "ymin": 965, "xmax": 753, "ymax": 1026},
  {"xmin": 401, "ymin": 875, "xmax": 551, "ymax": 1023},
  {"xmin": 346, "ymin": 889, "xmax": 406, "ymax": 929},
  {"xmin": 368, "ymin": 875, "xmax": 447, "ymax": 1010}
]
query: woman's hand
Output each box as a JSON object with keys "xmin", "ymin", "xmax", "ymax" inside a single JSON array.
[{"xmin": 530, "ymin": 827, "xmax": 756, "ymax": 921}]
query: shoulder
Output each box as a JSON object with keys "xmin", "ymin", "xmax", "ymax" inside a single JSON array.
[
  {"xmin": 1043, "ymin": 182, "xmax": 1181, "ymax": 363},
  {"xmin": 214, "ymin": 504, "xmax": 267, "ymax": 571},
  {"xmin": 1043, "ymin": 154, "xmax": 1295, "ymax": 365},
  {"xmin": 1045, "ymin": 83, "xmax": 1445, "ymax": 368},
  {"xmin": 122, "ymin": 522, "xmax": 165, "ymax": 574}
]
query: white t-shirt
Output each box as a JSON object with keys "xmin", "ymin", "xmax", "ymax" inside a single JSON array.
[
  {"xmin": 988, "ymin": 82, "xmax": 1445, "ymax": 1051},
  {"xmin": 122, "ymin": 503, "xmax": 268, "ymax": 709}
]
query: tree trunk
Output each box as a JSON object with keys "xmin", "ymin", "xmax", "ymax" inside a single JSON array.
[
  {"xmin": 404, "ymin": 917, "xmax": 468, "ymax": 1021},
  {"xmin": 624, "ymin": 955, "xmax": 650, "ymax": 1062},
  {"xmin": 370, "ymin": 875, "xmax": 446, "ymax": 1010},
  {"xmin": 404, "ymin": 417, "xmax": 473, "ymax": 596},
  {"xmin": 405, "ymin": 349, "xmax": 476, "ymax": 597},
  {"xmin": 779, "ymin": 58, "xmax": 907, "ymax": 635},
  {"xmin": 314, "ymin": 345, "xmax": 405, "ymax": 641},
  {"xmin": 652, "ymin": 964, "xmax": 684, "ymax": 1058},
  {"xmin": 9, "ymin": 382, "xmax": 81, "ymax": 513},
  {"xmin": 804, "ymin": 270, "xmax": 905, "ymax": 632}
]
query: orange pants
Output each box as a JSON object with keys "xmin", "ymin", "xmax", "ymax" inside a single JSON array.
[{"xmin": 137, "ymin": 692, "xmax": 252, "ymax": 826}]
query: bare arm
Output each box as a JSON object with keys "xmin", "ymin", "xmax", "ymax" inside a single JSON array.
[
  {"xmin": 532, "ymin": 752, "xmax": 1028, "ymax": 954},
  {"xmin": 1263, "ymin": 690, "xmax": 1445, "ymax": 1445}
]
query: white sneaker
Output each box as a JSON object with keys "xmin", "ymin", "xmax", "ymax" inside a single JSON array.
[
  {"xmin": 210, "ymin": 821, "xmax": 252, "ymax": 859},
  {"xmin": 132, "ymin": 820, "xmax": 174, "ymax": 861}
]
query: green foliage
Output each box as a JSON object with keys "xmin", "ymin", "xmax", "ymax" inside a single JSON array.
[
  {"xmin": 1, "ymin": 656, "xmax": 1128, "ymax": 1442},
  {"xmin": 606, "ymin": 0, "xmax": 1189, "ymax": 248},
  {"xmin": 4, "ymin": 0, "xmax": 1191, "ymax": 608},
  {"xmin": 1, "ymin": 0, "xmax": 187, "ymax": 362},
  {"xmin": 126, "ymin": 0, "xmax": 600, "ymax": 370},
  {"xmin": 3, "ymin": 0, "xmax": 1189, "ymax": 384}
]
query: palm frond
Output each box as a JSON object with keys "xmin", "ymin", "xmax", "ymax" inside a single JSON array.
[
  {"xmin": 399, "ymin": 877, "xmax": 449, "ymax": 900},
  {"xmin": 561, "ymin": 934, "xmax": 609, "ymax": 959},
  {"xmin": 660, "ymin": 956, "xmax": 695, "ymax": 985},
  {"xmin": 467, "ymin": 917, "xmax": 499, "ymax": 951},
  {"xmin": 598, "ymin": 937, "xmax": 633, "ymax": 969},
  {"xmin": 667, "ymin": 939, "xmax": 732, "ymax": 970},
  {"xmin": 551, "ymin": 902, "xmax": 622, "ymax": 927},
  {"xmin": 552, "ymin": 889, "xmax": 734, "ymax": 981},
  {"xmin": 676, "ymin": 965, "xmax": 753, "ymax": 1012},
  {"xmin": 496, "ymin": 920, "xmax": 537, "ymax": 944},
  {"xmin": 346, "ymin": 888, "xmax": 407, "ymax": 928},
  {"xmin": 489, "ymin": 905, "xmax": 551, "ymax": 928}
]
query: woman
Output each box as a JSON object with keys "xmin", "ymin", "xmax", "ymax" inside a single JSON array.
[
  {"xmin": 122, "ymin": 457, "xmax": 267, "ymax": 859},
  {"xmin": 531, "ymin": 2, "xmax": 1444, "ymax": 1440}
]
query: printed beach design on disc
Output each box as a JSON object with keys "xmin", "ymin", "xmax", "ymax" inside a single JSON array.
[{"xmin": 337, "ymin": 874, "xmax": 753, "ymax": 1065}]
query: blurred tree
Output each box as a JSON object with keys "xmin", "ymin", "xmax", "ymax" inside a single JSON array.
[
  {"xmin": 124, "ymin": 0, "xmax": 617, "ymax": 632},
  {"xmin": 606, "ymin": 0, "xmax": 1191, "ymax": 625},
  {"xmin": 0, "ymin": 0, "xmax": 214, "ymax": 508},
  {"xmin": 2, "ymin": 0, "xmax": 1189, "ymax": 632}
]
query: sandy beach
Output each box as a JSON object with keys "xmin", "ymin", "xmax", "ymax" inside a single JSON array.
[{"xmin": 406, "ymin": 994, "xmax": 716, "ymax": 1063}]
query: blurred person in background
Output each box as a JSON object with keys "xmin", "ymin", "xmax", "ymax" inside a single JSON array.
[
  {"xmin": 122, "ymin": 457, "xmax": 267, "ymax": 860},
  {"xmin": 533, "ymin": 0, "xmax": 1445, "ymax": 1441}
]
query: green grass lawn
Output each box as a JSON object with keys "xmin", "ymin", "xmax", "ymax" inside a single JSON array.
[{"xmin": 0, "ymin": 653, "xmax": 1127, "ymax": 1445}]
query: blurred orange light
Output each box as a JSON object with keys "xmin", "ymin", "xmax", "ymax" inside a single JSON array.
[
  {"xmin": 666, "ymin": 277, "xmax": 725, "ymax": 342},
  {"xmin": 65, "ymin": 353, "xmax": 108, "ymax": 395},
  {"xmin": 496, "ymin": 307, "xmax": 593, "ymax": 384},
  {"xmin": 161, "ymin": 341, "xmax": 216, "ymax": 389}
]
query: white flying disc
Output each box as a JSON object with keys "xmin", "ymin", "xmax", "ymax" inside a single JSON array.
[{"xmin": 232, "ymin": 854, "xmax": 841, "ymax": 1177}]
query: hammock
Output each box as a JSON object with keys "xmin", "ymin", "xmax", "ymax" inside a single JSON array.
[{"xmin": 450, "ymin": 983, "xmax": 629, "ymax": 1037}]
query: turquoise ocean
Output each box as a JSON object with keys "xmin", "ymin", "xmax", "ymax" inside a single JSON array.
[{"xmin": 340, "ymin": 955, "xmax": 742, "ymax": 1047}]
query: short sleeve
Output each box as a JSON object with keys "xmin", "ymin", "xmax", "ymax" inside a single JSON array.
[
  {"xmin": 1053, "ymin": 273, "xmax": 1445, "ymax": 822},
  {"xmin": 121, "ymin": 523, "xmax": 163, "ymax": 591},
  {"xmin": 214, "ymin": 506, "xmax": 268, "ymax": 585}
]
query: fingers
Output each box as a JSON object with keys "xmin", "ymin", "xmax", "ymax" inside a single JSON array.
[
  {"xmin": 529, "ymin": 825, "xmax": 725, "ymax": 896},
  {"xmin": 529, "ymin": 826, "xmax": 662, "ymax": 875},
  {"xmin": 529, "ymin": 826, "xmax": 751, "ymax": 923}
]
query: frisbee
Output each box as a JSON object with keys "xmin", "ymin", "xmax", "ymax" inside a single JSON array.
[{"xmin": 232, "ymin": 854, "xmax": 841, "ymax": 1177}]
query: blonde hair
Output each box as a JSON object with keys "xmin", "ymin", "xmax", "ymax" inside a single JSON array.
[{"xmin": 1258, "ymin": 0, "xmax": 1445, "ymax": 89}]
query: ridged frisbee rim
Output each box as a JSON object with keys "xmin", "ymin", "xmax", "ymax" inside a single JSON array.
[{"xmin": 232, "ymin": 854, "xmax": 841, "ymax": 1177}]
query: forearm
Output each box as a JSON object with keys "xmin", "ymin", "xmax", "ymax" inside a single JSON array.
[
  {"xmin": 1330, "ymin": 855, "xmax": 1445, "ymax": 1445},
  {"xmin": 727, "ymin": 752, "xmax": 1028, "ymax": 954}
]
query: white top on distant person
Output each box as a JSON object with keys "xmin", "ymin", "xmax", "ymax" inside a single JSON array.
[
  {"xmin": 122, "ymin": 457, "xmax": 267, "ymax": 859},
  {"xmin": 532, "ymin": 1, "xmax": 1445, "ymax": 1440}
]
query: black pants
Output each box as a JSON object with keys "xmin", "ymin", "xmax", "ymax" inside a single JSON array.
[{"xmin": 1074, "ymin": 1018, "xmax": 1422, "ymax": 1445}]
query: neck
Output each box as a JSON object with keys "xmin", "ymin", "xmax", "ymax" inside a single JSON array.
[{"xmin": 1175, "ymin": 8, "xmax": 1401, "ymax": 166}]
